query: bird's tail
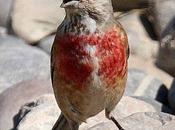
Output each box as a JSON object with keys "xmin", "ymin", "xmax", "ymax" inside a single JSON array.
[{"xmin": 52, "ymin": 113, "xmax": 79, "ymax": 130}]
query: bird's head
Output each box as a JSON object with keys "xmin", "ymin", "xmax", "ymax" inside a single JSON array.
[{"xmin": 61, "ymin": 0, "xmax": 113, "ymax": 21}]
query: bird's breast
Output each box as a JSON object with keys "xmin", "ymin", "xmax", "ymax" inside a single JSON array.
[{"xmin": 55, "ymin": 27, "xmax": 128, "ymax": 90}]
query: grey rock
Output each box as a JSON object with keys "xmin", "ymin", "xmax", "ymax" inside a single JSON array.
[
  {"xmin": 148, "ymin": 0, "xmax": 175, "ymax": 77},
  {"xmin": 111, "ymin": 0, "xmax": 152, "ymax": 12},
  {"xmin": 0, "ymin": 36, "xmax": 50, "ymax": 93},
  {"xmin": 0, "ymin": 35, "xmax": 26, "ymax": 46},
  {"xmin": 134, "ymin": 97, "xmax": 172, "ymax": 114},
  {"xmin": 0, "ymin": 80, "xmax": 53, "ymax": 130},
  {"xmin": 125, "ymin": 69, "xmax": 147, "ymax": 96},
  {"xmin": 151, "ymin": 0, "xmax": 175, "ymax": 40},
  {"xmin": 38, "ymin": 35, "xmax": 55, "ymax": 54},
  {"xmin": 12, "ymin": 0, "xmax": 65, "ymax": 43},
  {"xmin": 111, "ymin": 96, "xmax": 158, "ymax": 119},
  {"xmin": 118, "ymin": 11, "xmax": 158, "ymax": 59},
  {"xmin": 125, "ymin": 69, "xmax": 168, "ymax": 104},
  {"xmin": 88, "ymin": 122, "xmax": 117, "ymax": 130},
  {"xmin": 156, "ymin": 43, "xmax": 175, "ymax": 77},
  {"xmin": 120, "ymin": 112, "xmax": 175, "ymax": 130},
  {"xmin": 16, "ymin": 94, "xmax": 61, "ymax": 130},
  {"xmin": 15, "ymin": 94, "xmax": 113, "ymax": 130},
  {"xmin": 15, "ymin": 94, "xmax": 175, "ymax": 130},
  {"xmin": 0, "ymin": 0, "xmax": 13, "ymax": 26},
  {"xmin": 161, "ymin": 120, "xmax": 175, "ymax": 130},
  {"xmin": 0, "ymin": 26, "xmax": 7, "ymax": 35}
]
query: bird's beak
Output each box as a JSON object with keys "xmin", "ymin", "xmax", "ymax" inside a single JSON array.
[{"xmin": 60, "ymin": 1, "xmax": 80, "ymax": 9}]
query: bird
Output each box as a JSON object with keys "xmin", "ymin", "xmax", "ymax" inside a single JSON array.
[{"xmin": 51, "ymin": 0, "xmax": 129, "ymax": 130}]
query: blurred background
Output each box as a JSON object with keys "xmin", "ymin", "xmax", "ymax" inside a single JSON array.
[{"xmin": 0, "ymin": 0, "xmax": 175, "ymax": 130}]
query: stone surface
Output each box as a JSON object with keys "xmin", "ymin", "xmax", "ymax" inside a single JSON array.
[
  {"xmin": 12, "ymin": 0, "xmax": 65, "ymax": 43},
  {"xmin": 0, "ymin": 26, "xmax": 7, "ymax": 35},
  {"xmin": 112, "ymin": 96, "xmax": 157, "ymax": 119},
  {"xmin": 147, "ymin": 0, "xmax": 175, "ymax": 77},
  {"xmin": 0, "ymin": 36, "xmax": 50, "ymax": 93},
  {"xmin": 125, "ymin": 69, "xmax": 168, "ymax": 104},
  {"xmin": 0, "ymin": 80, "xmax": 53, "ymax": 130},
  {"xmin": 128, "ymin": 55, "xmax": 174, "ymax": 90},
  {"xmin": 0, "ymin": 0, "xmax": 13, "ymax": 26},
  {"xmin": 118, "ymin": 11, "xmax": 158, "ymax": 59},
  {"xmin": 111, "ymin": 96, "xmax": 173, "ymax": 120},
  {"xmin": 125, "ymin": 69, "xmax": 147, "ymax": 95},
  {"xmin": 89, "ymin": 112, "xmax": 175, "ymax": 130},
  {"xmin": 16, "ymin": 94, "xmax": 109, "ymax": 130},
  {"xmin": 161, "ymin": 121, "xmax": 175, "ymax": 130},
  {"xmin": 15, "ymin": 94, "xmax": 175, "ymax": 130},
  {"xmin": 90, "ymin": 112, "xmax": 175, "ymax": 130},
  {"xmin": 111, "ymin": 0, "xmax": 152, "ymax": 12},
  {"xmin": 0, "ymin": 35, "xmax": 26, "ymax": 46},
  {"xmin": 156, "ymin": 43, "xmax": 175, "ymax": 77},
  {"xmin": 16, "ymin": 94, "xmax": 60, "ymax": 130},
  {"xmin": 86, "ymin": 122, "xmax": 117, "ymax": 130},
  {"xmin": 38, "ymin": 35, "xmax": 55, "ymax": 54},
  {"xmin": 134, "ymin": 97, "xmax": 172, "ymax": 114},
  {"xmin": 151, "ymin": 0, "xmax": 175, "ymax": 39},
  {"xmin": 119, "ymin": 112, "xmax": 175, "ymax": 130}
]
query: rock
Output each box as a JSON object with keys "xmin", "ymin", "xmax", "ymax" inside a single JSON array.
[
  {"xmin": 0, "ymin": 80, "xmax": 53, "ymax": 130},
  {"xmin": 87, "ymin": 122, "xmax": 117, "ymax": 130},
  {"xmin": 111, "ymin": 96, "xmax": 168, "ymax": 120},
  {"xmin": 118, "ymin": 11, "xmax": 158, "ymax": 59},
  {"xmin": 0, "ymin": 0, "xmax": 13, "ymax": 26},
  {"xmin": 11, "ymin": 0, "xmax": 65, "ymax": 43},
  {"xmin": 0, "ymin": 26, "xmax": 7, "ymax": 35},
  {"xmin": 16, "ymin": 94, "xmax": 60, "ymax": 130},
  {"xmin": 119, "ymin": 112, "xmax": 175, "ymax": 130},
  {"xmin": 150, "ymin": 0, "xmax": 175, "ymax": 40},
  {"xmin": 128, "ymin": 55, "xmax": 174, "ymax": 90},
  {"xmin": 156, "ymin": 43, "xmax": 175, "ymax": 77},
  {"xmin": 0, "ymin": 35, "xmax": 26, "ymax": 46},
  {"xmin": 90, "ymin": 112, "xmax": 175, "ymax": 130},
  {"xmin": 125, "ymin": 69, "xmax": 147, "ymax": 96},
  {"xmin": 15, "ymin": 94, "xmax": 175, "ymax": 130},
  {"xmin": 15, "ymin": 94, "xmax": 111, "ymax": 130},
  {"xmin": 125, "ymin": 69, "xmax": 168, "ymax": 104},
  {"xmin": 38, "ymin": 35, "xmax": 55, "ymax": 54},
  {"xmin": 111, "ymin": 0, "xmax": 152, "ymax": 12},
  {"xmin": 134, "ymin": 97, "xmax": 172, "ymax": 114},
  {"xmin": 147, "ymin": 0, "xmax": 175, "ymax": 76},
  {"xmin": 161, "ymin": 120, "xmax": 175, "ymax": 130},
  {"xmin": 0, "ymin": 35, "xmax": 50, "ymax": 93}
]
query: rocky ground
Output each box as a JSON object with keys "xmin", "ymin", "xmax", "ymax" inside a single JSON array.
[{"xmin": 0, "ymin": 0, "xmax": 175, "ymax": 130}]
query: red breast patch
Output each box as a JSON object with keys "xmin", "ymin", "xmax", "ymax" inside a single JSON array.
[{"xmin": 56, "ymin": 28, "xmax": 127, "ymax": 89}]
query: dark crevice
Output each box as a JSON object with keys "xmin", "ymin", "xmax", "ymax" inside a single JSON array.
[
  {"xmin": 11, "ymin": 102, "xmax": 38, "ymax": 130},
  {"xmin": 139, "ymin": 12, "xmax": 158, "ymax": 41}
]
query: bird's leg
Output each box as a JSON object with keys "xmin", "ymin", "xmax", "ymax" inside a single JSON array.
[
  {"xmin": 52, "ymin": 113, "xmax": 71, "ymax": 130},
  {"xmin": 69, "ymin": 120, "xmax": 79, "ymax": 130},
  {"xmin": 52, "ymin": 113, "xmax": 79, "ymax": 130},
  {"xmin": 110, "ymin": 116, "xmax": 125, "ymax": 130},
  {"xmin": 105, "ymin": 110, "xmax": 125, "ymax": 130}
]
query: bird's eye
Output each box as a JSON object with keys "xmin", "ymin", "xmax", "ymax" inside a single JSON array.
[{"xmin": 63, "ymin": 0, "xmax": 79, "ymax": 4}]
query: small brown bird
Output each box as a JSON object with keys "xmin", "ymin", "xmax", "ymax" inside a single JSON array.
[{"xmin": 51, "ymin": 0, "xmax": 129, "ymax": 130}]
